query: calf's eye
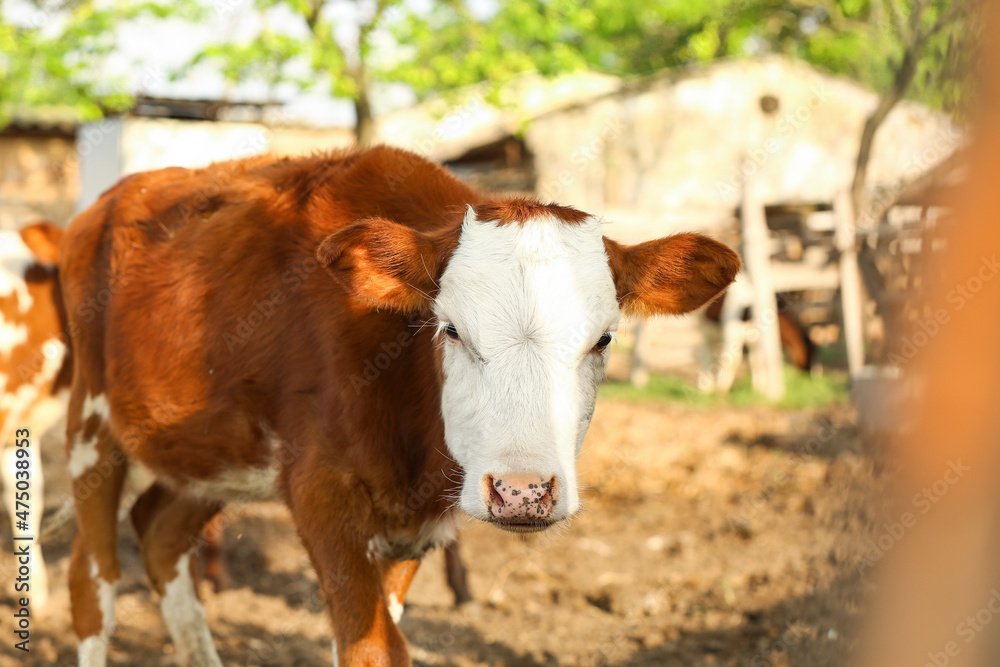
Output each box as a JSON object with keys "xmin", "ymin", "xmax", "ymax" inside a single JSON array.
[
  {"xmin": 444, "ymin": 323, "xmax": 460, "ymax": 341},
  {"xmin": 594, "ymin": 332, "xmax": 613, "ymax": 353}
]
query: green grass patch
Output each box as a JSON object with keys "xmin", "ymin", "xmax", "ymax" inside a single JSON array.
[{"xmin": 599, "ymin": 364, "xmax": 849, "ymax": 410}]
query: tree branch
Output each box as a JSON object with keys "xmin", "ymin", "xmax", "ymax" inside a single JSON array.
[
  {"xmin": 305, "ymin": 0, "xmax": 325, "ymax": 32},
  {"xmin": 851, "ymin": 43, "xmax": 921, "ymax": 214},
  {"xmin": 922, "ymin": 2, "xmax": 970, "ymax": 41},
  {"xmin": 303, "ymin": 2, "xmax": 349, "ymax": 75},
  {"xmin": 910, "ymin": 0, "xmax": 929, "ymax": 26},
  {"xmin": 887, "ymin": 0, "xmax": 911, "ymax": 47},
  {"xmin": 360, "ymin": 0, "xmax": 393, "ymax": 40}
]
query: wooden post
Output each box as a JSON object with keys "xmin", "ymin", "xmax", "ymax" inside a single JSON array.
[
  {"xmin": 628, "ymin": 320, "xmax": 649, "ymax": 388},
  {"xmin": 741, "ymin": 190, "xmax": 785, "ymax": 400},
  {"xmin": 835, "ymin": 189, "xmax": 865, "ymax": 377}
]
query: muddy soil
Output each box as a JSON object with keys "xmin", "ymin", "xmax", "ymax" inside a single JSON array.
[{"xmin": 1, "ymin": 399, "xmax": 887, "ymax": 666}]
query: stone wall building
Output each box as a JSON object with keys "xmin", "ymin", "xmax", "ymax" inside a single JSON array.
[
  {"xmin": 0, "ymin": 117, "xmax": 78, "ymax": 229},
  {"xmin": 379, "ymin": 55, "xmax": 957, "ymax": 238}
]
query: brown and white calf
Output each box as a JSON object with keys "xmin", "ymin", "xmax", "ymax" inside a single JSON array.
[
  {"xmin": 61, "ymin": 146, "xmax": 740, "ymax": 666},
  {"xmin": 0, "ymin": 222, "xmax": 71, "ymax": 612}
]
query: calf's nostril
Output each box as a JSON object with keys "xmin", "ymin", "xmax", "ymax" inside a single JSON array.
[{"xmin": 490, "ymin": 486, "xmax": 505, "ymax": 509}]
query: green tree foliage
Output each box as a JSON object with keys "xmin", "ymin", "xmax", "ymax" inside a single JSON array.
[
  {"xmin": 387, "ymin": 0, "xmax": 980, "ymax": 115},
  {"xmin": 0, "ymin": 0, "xmax": 203, "ymax": 128},
  {"xmin": 2, "ymin": 0, "xmax": 979, "ymax": 142},
  {"xmin": 183, "ymin": 0, "xmax": 402, "ymax": 144},
  {"xmin": 188, "ymin": 31, "xmax": 311, "ymax": 92}
]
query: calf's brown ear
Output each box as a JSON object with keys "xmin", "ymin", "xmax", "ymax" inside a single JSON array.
[
  {"xmin": 20, "ymin": 221, "xmax": 63, "ymax": 266},
  {"xmin": 603, "ymin": 233, "xmax": 741, "ymax": 317},
  {"xmin": 316, "ymin": 217, "xmax": 457, "ymax": 314}
]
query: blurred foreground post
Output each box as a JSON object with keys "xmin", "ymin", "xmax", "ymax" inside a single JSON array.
[{"xmin": 856, "ymin": 5, "xmax": 1000, "ymax": 665}]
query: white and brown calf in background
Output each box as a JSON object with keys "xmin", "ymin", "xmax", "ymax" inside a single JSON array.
[{"xmin": 0, "ymin": 221, "xmax": 72, "ymax": 612}]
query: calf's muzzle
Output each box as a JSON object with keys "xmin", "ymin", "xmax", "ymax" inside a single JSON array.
[{"xmin": 483, "ymin": 473, "xmax": 557, "ymax": 532}]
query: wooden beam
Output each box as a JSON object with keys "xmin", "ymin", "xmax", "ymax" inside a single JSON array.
[
  {"xmin": 741, "ymin": 190, "xmax": 785, "ymax": 400},
  {"xmin": 835, "ymin": 189, "xmax": 865, "ymax": 376}
]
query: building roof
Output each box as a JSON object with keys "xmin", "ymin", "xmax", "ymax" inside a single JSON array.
[
  {"xmin": 375, "ymin": 70, "xmax": 621, "ymax": 162},
  {"xmin": 1, "ymin": 107, "xmax": 79, "ymax": 138},
  {"xmin": 376, "ymin": 56, "xmax": 960, "ymax": 224}
]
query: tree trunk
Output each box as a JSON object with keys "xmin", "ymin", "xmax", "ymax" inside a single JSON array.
[
  {"xmin": 850, "ymin": 45, "xmax": 921, "ymax": 219},
  {"xmin": 353, "ymin": 83, "xmax": 376, "ymax": 146},
  {"xmin": 849, "ymin": 34, "xmax": 926, "ymax": 362}
]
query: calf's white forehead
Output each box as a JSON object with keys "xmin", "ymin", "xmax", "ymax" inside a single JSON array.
[{"xmin": 435, "ymin": 214, "xmax": 619, "ymax": 344}]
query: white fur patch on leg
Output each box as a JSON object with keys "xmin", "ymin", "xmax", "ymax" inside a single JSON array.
[
  {"xmin": 68, "ymin": 393, "xmax": 109, "ymax": 478},
  {"xmin": 77, "ymin": 556, "xmax": 115, "ymax": 667},
  {"xmin": 81, "ymin": 392, "xmax": 109, "ymax": 422},
  {"xmin": 388, "ymin": 592, "xmax": 404, "ymax": 624},
  {"xmin": 67, "ymin": 434, "xmax": 99, "ymax": 478},
  {"xmin": 90, "ymin": 556, "xmax": 116, "ymax": 634},
  {"xmin": 78, "ymin": 635, "xmax": 107, "ymax": 667},
  {"xmin": 332, "ymin": 639, "xmax": 339, "ymax": 667},
  {"xmin": 96, "ymin": 579, "xmax": 115, "ymax": 639},
  {"xmin": 161, "ymin": 551, "xmax": 223, "ymax": 667}
]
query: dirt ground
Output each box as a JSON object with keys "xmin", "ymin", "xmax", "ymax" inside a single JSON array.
[{"xmin": 1, "ymin": 398, "xmax": 888, "ymax": 666}]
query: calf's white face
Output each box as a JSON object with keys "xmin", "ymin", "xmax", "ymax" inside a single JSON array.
[
  {"xmin": 317, "ymin": 199, "xmax": 740, "ymax": 532},
  {"xmin": 434, "ymin": 209, "xmax": 618, "ymax": 528}
]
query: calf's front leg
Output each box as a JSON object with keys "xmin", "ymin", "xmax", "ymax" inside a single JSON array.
[
  {"xmin": 381, "ymin": 559, "xmax": 420, "ymax": 625},
  {"xmin": 288, "ymin": 463, "xmax": 410, "ymax": 666}
]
